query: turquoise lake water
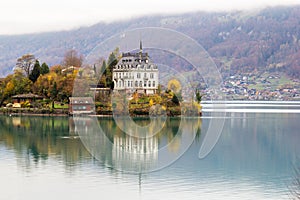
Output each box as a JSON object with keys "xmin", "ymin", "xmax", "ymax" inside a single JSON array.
[{"xmin": 0, "ymin": 104, "xmax": 300, "ymax": 199}]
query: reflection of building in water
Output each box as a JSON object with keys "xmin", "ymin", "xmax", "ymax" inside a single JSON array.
[{"xmin": 112, "ymin": 133, "xmax": 158, "ymax": 171}]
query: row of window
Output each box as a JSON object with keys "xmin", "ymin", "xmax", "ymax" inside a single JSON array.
[
  {"xmin": 115, "ymin": 63, "xmax": 157, "ymax": 70},
  {"xmin": 72, "ymin": 106, "xmax": 87, "ymax": 110},
  {"xmin": 114, "ymin": 72, "xmax": 155, "ymax": 79},
  {"xmin": 121, "ymin": 59, "xmax": 149, "ymax": 63},
  {"xmin": 116, "ymin": 80, "xmax": 156, "ymax": 88}
]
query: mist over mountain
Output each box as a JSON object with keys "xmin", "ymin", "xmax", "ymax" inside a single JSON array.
[{"xmin": 1, "ymin": 5, "xmax": 300, "ymax": 78}]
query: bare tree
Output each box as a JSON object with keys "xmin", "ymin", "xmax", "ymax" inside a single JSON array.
[
  {"xmin": 15, "ymin": 54, "xmax": 36, "ymax": 77},
  {"xmin": 62, "ymin": 49, "xmax": 84, "ymax": 68}
]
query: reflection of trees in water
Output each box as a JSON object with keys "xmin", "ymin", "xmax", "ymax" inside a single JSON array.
[
  {"xmin": 0, "ymin": 116, "xmax": 91, "ymax": 169},
  {"xmin": 0, "ymin": 116, "xmax": 202, "ymax": 172}
]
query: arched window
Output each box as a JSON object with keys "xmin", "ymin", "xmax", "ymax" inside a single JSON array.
[{"xmin": 148, "ymin": 81, "xmax": 151, "ymax": 87}]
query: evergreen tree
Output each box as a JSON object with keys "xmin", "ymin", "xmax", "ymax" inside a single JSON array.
[
  {"xmin": 29, "ymin": 60, "xmax": 41, "ymax": 83},
  {"xmin": 51, "ymin": 82, "xmax": 58, "ymax": 99},
  {"xmin": 195, "ymin": 89, "xmax": 202, "ymax": 103},
  {"xmin": 40, "ymin": 62, "xmax": 49, "ymax": 75},
  {"xmin": 106, "ymin": 52, "xmax": 118, "ymax": 88},
  {"xmin": 172, "ymin": 94, "xmax": 180, "ymax": 105}
]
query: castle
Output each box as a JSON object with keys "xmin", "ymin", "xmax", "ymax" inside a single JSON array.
[{"xmin": 112, "ymin": 41, "xmax": 159, "ymax": 95}]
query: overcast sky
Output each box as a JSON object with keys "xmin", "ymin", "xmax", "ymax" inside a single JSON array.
[{"xmin": 0, "ymin": 0, "xmax": 299, "ymax": 35}]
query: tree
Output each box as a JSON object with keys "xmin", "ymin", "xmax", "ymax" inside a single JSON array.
[
  {"xmin": 62, "ymin": 49, "xmax": 83, "ymax": 68},
  {"xmin": 15, "ymin": 54, "xmax": 36, "ymax": 77},
  {"xmin": 171, "ymin": 94, "xmax": 180, "ymax": 105},
  {"xmin": 105, "ymin": 52, "xmax": 118, "ymax": 88},
  {"xmin": 195, "ymin": 89, "xmax": 202, "ymax": 103},
  {"xmin": 29, "ymin": 60, "xmax": 41, "ymax": 83},
  {"xmin": 133, "ymin": 91, "xmax": 139, "ymax": 104},
  {"xmin": 50, "ymin": 82, "xmax": 58, "ymax": 100},
  {"xmin": 40, "ymin": 62, "xmax": 49, "ymax": 75},
  {"xmin": 107, "ymin": 52, "xmax": 118, "ymax": 68},
  {"xmin": 167, "ymin": 79, "xmax": 181, "ymax": 94}
]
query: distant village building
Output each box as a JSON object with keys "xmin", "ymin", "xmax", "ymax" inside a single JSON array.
[
  {"xmin": 112, "ymin": 41, "xmax": 159, "ymax": 95},
  {"xmin": 69, "ymin": 97, "xmax": 95, "ymax": 115}
]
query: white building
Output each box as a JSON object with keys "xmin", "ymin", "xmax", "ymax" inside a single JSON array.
[{"xmin": 113, "ymin": 42, "xmax": 159, "ymax": 95}]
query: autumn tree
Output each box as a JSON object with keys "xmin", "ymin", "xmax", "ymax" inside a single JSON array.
[
  {"xmin": 62, "ymin": 49, "xmax": 83, "ymax": 68},
  {"xmin": 168, "ymin": 79, "xmax": 182, "ymax": 103},
  {"xmin": 0, "ymin": 71, "xmax": 32, "ymax": 105},
  {"xmin": 167, "ymin": 79, "xmax": 181, "ymax": 94},
  {"xmin": 50, "ymin": 65, "xmax": 63, "ymax": 75},
  {"xmin": 15, "ymin": 54, "xmax": 36, "ymax": 77}
]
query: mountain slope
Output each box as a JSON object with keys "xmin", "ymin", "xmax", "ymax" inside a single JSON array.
[{"xmin": 1, "ymin": 6, "xmax": 300, "ymax": 78}]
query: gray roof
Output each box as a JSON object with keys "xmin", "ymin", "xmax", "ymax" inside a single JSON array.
[{"xmin": 12, "ymin": 93, "xmax": 43, "ymax": 99}]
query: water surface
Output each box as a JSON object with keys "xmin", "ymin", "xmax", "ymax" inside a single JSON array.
[{"xmin": 0, "ymin": 108, "xmax": 299, "ymax": 199}]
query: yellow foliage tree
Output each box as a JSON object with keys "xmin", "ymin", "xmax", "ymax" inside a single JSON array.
[
  {"xmin": 167, "ymin": 79, "xmax": 181, "ymax": 94},
  {"xmin": 5, "ymin": 81, "xmax": 14, "ymax": 96},
  {"xmin": 149, "ymin": 99, "xmax": 154, "ymax": 107},
  {"xmin": 133, "ymin": 91, "xmax": 139, "ymax": 104}
]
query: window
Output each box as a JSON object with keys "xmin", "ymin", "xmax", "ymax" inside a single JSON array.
[
  {"xmin": 128, "ymin": 81, "xmax": 130, "ymax": 87},
  {"xmin": 153, "ymin": 81, "xmax": 155, "ymax": 87},
  {"xmin": 150, "ymin": 73, "xmax": 154, "ymax": 79},
  {"xmin": 137, "ymin": 73, "xmax": 141, "ymax": 78},
  {"xmin": 148, "ymin": 81, "xmax": 151, "ymax": 87},
  {"xmin": 144, "ymin": 73, "xmax": 147, "ymax": 78},
  {"xmin": 135, "ymin": 81, "xmax": 138, "ymax": 87},
  {"xmin": 139, "ymin": 81, "xmax": 142, "ymax": 87},
  {"xmin": 144, "ymin": 81, "xmax": 147, "ymax": 87}
]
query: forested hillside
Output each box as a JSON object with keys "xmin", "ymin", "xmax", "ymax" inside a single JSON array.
[{"xmin": 1, "ymin": 5, "xmax": 300, "ymax": 78}]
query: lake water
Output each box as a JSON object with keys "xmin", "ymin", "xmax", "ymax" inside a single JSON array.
[{"xmin": 1, "ymin": 103, "xmax": 300, "ymax": 200}]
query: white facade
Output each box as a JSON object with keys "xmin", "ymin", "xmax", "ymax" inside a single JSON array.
[{"xmin": 113, "ymin": 46, "xmax": 159, "ymax": 95}]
